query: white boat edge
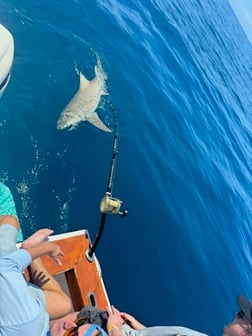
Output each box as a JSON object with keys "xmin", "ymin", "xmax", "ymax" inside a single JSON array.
[{"xmin": 0, "ymin": 23, "xmax": 14, "ymax": 97}]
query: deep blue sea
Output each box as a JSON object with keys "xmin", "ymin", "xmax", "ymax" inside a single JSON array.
[{"xmin": 0, "ymin": 0, "xmax": 252, "ymax": 334}]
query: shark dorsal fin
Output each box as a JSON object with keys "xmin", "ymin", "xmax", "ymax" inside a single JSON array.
[{"xmin": 79, "ymin": 73, "xmax": 90, "ymax": 89}]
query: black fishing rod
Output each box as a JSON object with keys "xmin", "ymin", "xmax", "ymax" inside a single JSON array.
[{"xmin": 86, "ymin": 105, "xmax": 127, "ymax": 261}]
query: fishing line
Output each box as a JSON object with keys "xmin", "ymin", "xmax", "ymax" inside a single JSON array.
[{"xmin": 86, "ymin": 104, "xmax": 127, "ymax": 261}]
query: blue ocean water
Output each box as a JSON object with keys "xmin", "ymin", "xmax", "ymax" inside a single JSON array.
[{"xmin": 0, "ymin": 0, "xmax": 252, "ymax": 334}]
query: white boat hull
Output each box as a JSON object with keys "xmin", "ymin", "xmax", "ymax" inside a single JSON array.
[{"xmin": 0, "ymin": 24, "xmax": 14, "ymax": 97}]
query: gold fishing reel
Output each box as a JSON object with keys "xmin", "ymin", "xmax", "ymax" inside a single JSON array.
[{"xmin": 100, "ymin": 193, "xmax": 128, "ymax": 217}]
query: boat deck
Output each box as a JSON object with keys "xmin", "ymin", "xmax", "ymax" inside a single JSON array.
[{"xmin": 27, "ymin": 230, "xmax": 110, "ymax": 311}]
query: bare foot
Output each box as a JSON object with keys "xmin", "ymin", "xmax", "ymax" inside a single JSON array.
[{"xmin": 21, "ymin": 229, "xmax": 54, "ymax": 249}]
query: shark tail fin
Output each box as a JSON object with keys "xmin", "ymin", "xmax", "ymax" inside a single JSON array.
[{"xmin": 86, "ymin": 112, "xmax": 112, "ymax": 132}]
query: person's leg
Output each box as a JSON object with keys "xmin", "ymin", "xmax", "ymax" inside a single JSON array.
[
  {"xmin": 28, "ymin": 257, "xmax": 72, "ymax": 319},
  {"xmin": 22, "ymin": 230, "xmax": 72, "ymax": 319},
  {"xmin": 0, "ymin": 183, "xmax": 20, "ymax": 257},
  {"xmin": 0, "ymin": 183, "xmax": 72, "ymax": 319},
  {"xmin": 0, "ymin": 215, "xmax": 19, "ymax": 229},
  {"xmin": 0, "ymin": 182, "xmax": 23, "ymax": 242}
]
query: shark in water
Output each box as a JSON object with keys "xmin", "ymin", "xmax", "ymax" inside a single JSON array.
[{"xmin": 57, "ymin": 58, "xmax": 112, "ymax": 132}]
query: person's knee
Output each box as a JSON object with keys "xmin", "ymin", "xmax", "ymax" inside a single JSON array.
[
  {"xmin": 0, "ymin": 215, "xmax": 19, "ymax": 230},
  {"xmin": 45, "ymin": 290, "xmax": 73, "ymax": 319},
  {"xmin": 54, "ymin": 291, "xmax": 73, "ymax": 318},
  {"xmin": 60, "ymin": 292, "xmax": 73, "ymax": 315}
]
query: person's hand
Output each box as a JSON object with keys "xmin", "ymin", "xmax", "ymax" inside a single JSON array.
[
  {"xmin": 48, "ymin": 243, "xmax": 64, "ymax": 265},
  {"xmin": 120, "ymin": 312, "xmax": 136, "ymax": 325},
  {"xmin": 119, "ymin": 310, "xmax": 145, "ymax": 330},
  {"xmin": 107, "ymin": 305, "xmax": 124, "ymax": 329}
]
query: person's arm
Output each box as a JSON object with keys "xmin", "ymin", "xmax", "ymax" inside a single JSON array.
[
  {"xmin": 107, "ymin": 324, "xmax": 123, "ymax": 336},
  {"xmin": 107, "ymin": 306, "xmax": 124, "ymax": 336},
  {"xmin": 23, "ymin": 241, "xmax": 64, "ymax": 265},
  {"xmin": 120, "ymin": 312, "xmax": 145, "ymax": 330},
  {"xmin": 106, "ymin": 305, "xmax": 146, "ymax": 335}
]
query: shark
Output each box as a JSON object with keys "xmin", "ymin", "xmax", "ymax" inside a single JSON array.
[{"xmin": 57, "ymin": 58, "xmax": 112, "ymax": 132}]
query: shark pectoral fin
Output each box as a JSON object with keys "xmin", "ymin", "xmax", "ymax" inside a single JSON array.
[{"xmin": 86, "ymin": 112, "xmax": 112, "ymax": 132}]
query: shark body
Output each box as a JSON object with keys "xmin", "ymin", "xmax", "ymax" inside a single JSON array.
[{"xmin": 57, "ymin": 60, "xmax": 111, "ymax": 132}]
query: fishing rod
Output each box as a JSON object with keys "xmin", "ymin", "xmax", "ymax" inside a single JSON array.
[{"xmin": 86, "ymin": 104, "xmax": 128, "ymax": 261}]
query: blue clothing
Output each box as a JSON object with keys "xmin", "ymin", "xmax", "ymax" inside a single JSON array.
[
  {"xmin": 0, "ymin": 239, "xmax": 49, "ymax": 335},
  {"xmin": 85, "ymin": 324, "xmax": 108, "ymax": 336},
  {"xmin": 0, "ymin": 224, "xmax": 17, "ymax": 257},
  {"xmin": 0, "ymin": 224, "xmax": 46, "ymax": 308},
  {"xmin": 0, "ymin": 183, "xmax": 48, "ymax": 334},
  {"xmin": 120, "ymin": 324, "xmax": 208, "ymax": 336}
]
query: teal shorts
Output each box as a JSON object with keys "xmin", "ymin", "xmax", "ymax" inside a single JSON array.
[
  {"xmin": 0, "ymin": 183, "xmax": 17, "ymax": 217},
  {"xmin": 0, "ymin": 182, "xmax": 23, "ymax": 242}
]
